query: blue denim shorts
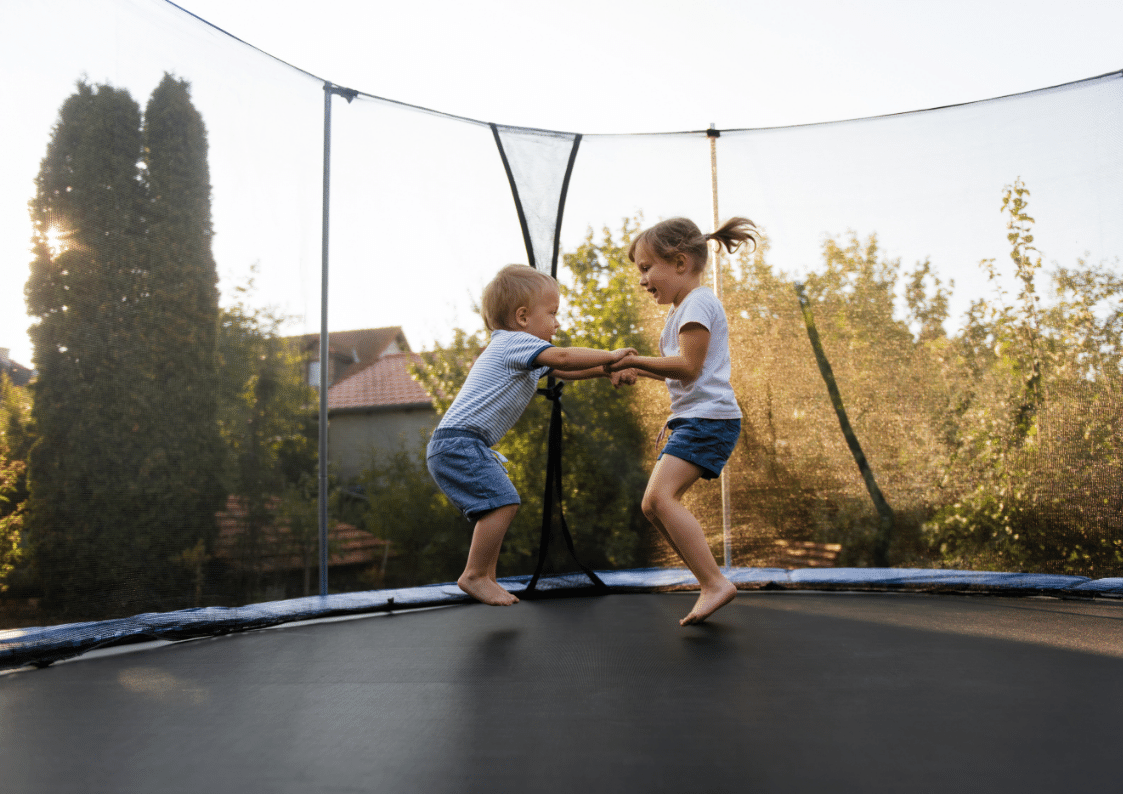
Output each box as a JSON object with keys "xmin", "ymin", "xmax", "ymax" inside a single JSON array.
[
  {"xmin": 426, "ymin": 429, "xmax": 520, "ymax": 521},
  {"xmin": 658, "ymin": 417, "xmax": 741, "ymax": 480}
]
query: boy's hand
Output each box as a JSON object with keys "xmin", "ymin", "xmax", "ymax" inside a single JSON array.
[
  {"xmin": 610, "ymin": 368, "xmax": 638, "ymax": 388},
  {"xmin": 611, "ymin": 347, "xmax": 638, "ymax": 362}
]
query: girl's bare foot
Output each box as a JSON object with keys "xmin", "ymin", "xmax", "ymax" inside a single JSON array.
[
  {"xmin": 458, "ymin": 573, "xmax": 519, "ymax": 605},
  {"xmin": 489, "ymin": 577, "xmax": 519, "ymax": 604},
  {"xmin": 680, "ymin": 578, "xmax": 737, "ymax": 626}
]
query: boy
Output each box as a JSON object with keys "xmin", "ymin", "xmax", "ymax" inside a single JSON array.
[{"xmin": 426, "ymin": 264, "xmax": 636, "ymax": 605}]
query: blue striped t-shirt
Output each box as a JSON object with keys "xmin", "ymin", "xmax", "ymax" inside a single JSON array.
[{"xmin": 436, "ymin": 330, "xmax": 553, "ymax": 446}]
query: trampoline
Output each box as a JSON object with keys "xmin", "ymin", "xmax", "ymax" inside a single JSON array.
[
  {"xmin": 3, "ymin": 580, "xmax": 1122, "ymax": 793},
  {"xmin": 4, "ymin": 4, "xmax": 1123, "ymax": 791}
]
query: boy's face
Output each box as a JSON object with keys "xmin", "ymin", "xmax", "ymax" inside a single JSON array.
[{"xmin": 517, "ymin": 286, "xmax": 561, "ymax": 342}]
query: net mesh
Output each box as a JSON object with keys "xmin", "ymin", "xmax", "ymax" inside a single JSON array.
[{"xmin": 2, "ymin": 0, "xmax": 1121, "ymax": 631}]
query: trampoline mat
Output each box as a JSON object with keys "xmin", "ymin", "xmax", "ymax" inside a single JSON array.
[{"xmin": 2, "ymin": 591, "xmax": 1121, "ymax": 793}]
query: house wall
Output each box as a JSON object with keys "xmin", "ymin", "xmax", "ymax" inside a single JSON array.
[{"xmin": 328, "ymin": 405, "xmax": 437, "ymax": 481}]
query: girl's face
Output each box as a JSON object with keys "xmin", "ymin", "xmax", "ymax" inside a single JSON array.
[
  {"xmin": 518, "ymin": 286, "xmax": 561, "ymax": 342},
  {"xmin": 634, "ymin": 241, "xmax": 693, "ymax": 306}
]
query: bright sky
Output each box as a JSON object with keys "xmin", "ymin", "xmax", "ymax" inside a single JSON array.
[
  {"xmin": 172, "ymin": 0, "xmax": 1123, "ymax": 133},
  {"xmin": 3, "ymin": 0, "xmax": 1122, "ymax": 367}
]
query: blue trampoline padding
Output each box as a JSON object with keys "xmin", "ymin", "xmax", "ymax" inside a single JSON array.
[
  {"xmin": 1070, "ymin": 577, "xmax": 1123, "ymax": 593},
  {"xmin": 3, "ymin": 567, "xmax": 1121, "ymax": 669}
]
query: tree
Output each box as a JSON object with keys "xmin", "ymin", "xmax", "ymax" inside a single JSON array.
[
  {"xmin": 24, "ymin": 77, "xmax": 225, "ymax": 619},
  {"xmin": 923, "ymin": 181, "xmax": 1123, "ymax": 575},
  {"xmin": 0, "ymin": 451, "xmax": 24, "ymax": 594},
  {"xmin": 139, "ymin": 73, "xmax": 226, "ymax": 574},
  {"xmin": 0, "ymin": 374, "xmax": 31, "ymax": 594},
  {"xmin": 710, "ymin": 226, "xmax": 955, "ymax": 566},
  {"xmin": 359, "ymin": 440, "xmax": 467, "ymax": 588},
  {"xmin": 214, "ymin": 277, "xmax": 317, "ymax": 601},
  {"xmin": 25, "ymin": 81, "xmax": 150, "ymax": 618}
]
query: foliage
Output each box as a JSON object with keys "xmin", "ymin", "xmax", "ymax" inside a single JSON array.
[
  {"xmin": 215, "ymin": 274, "xmax": 318, "ymax": 601},
  {"xmin": 273, "ymin": 473, "xmax": 325, "ymax": 598},
  {"xmin": 359, "ymin": 439, "xmax": 468, "ymax": 588},
  {"xmin": 26, "ymin": 80, "xmax": 156, "ymax": 618},
  {"xmin": 140, "ymin": 73, "xmax": 227, "ymax": 565},
  {"xmin": 921, "ymin": 181, "xmax": 1123, "ymax": 575},
  {"xmin": 23, "ymin": 76, "xmax": 232, "ymax": 619},
  {"xmin": 714, "ymin": 226, "xmax": 953, "ymax": 566},
  {"xmin": 1, "ymin": 371, "xmax": 33, "ymax": 462},
  {"xmin": 0, "ymin": 451, "xmax": 25, "ymax": 593},
  {"xmin": 0, "ymin": 374, "xmax": 31, "ymax": 594}
]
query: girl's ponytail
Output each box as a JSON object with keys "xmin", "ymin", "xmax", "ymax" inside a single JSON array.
[
  {"xmin": 629, "ymin": 215, "xmax": 760, "ymax": 273},
  {"xmin": 704, "ymin": 217, "xmax": 760, "ymax": 256}
]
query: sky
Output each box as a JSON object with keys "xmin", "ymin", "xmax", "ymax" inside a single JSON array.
[{"xmin": 3, "ymin": 0, "xmax": 1123, "ymax": 368}]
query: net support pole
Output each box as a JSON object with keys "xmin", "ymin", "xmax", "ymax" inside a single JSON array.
[
  {"xmin": 319, "ymin": 82, "xmax": 358, "ymax": 597},
  {"xmin": 708, "ymin": 124, "xmax": 732, "ymax": 569},
  {"xmin": 318, "ymin": 83, "xmax": 333, "ymax": 597}
]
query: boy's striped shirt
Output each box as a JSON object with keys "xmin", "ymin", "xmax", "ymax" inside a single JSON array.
[{"xmin": 436, "ymin": 330, "xmax": 553, "ymax": 446}]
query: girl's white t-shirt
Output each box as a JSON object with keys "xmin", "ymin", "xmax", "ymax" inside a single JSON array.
[{"xmin": 659, "ymin": 286, "xmax": 741, "ymax": 420}]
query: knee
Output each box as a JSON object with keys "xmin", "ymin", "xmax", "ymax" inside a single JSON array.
[{"xmin": 641, "ymin": 492, "xmax": 663, "ymax": 523}]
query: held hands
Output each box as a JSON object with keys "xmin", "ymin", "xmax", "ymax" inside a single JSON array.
[
  {"xmin": 609, "ymin": 368, "xmax": 638, "ymax": 388},
  {"xmin": 605, "ymin": 348, "xmax": 639, "ymax": 388},
  {"xmin": 610, "ymin": 347, "xmax": 638, "ymax": 364},
  {"xmin": 605, "ymin": 350, "xmax": 638, "ymax": 373}
]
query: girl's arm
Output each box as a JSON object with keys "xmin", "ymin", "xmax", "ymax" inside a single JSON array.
[{"xmin": 610, "ymin": 323, "xmax": 709, "ymax": 383}]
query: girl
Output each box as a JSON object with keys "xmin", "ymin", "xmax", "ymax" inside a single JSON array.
[{"xmin": 611, "ymin": 217, "xmax": 758, "ymax": 625}]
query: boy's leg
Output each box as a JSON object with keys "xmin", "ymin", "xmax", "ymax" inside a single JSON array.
[
  {"xmin": 642, "ymin": 455, "xmax": 736, "ymax": 625},
  {"xmin": 459, "ymin": 503, "xmax": 520, "ymax": 605}
]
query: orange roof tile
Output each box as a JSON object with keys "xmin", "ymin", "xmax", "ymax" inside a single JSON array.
[
  {"xmin": 328, "ymin": 352, "xmax": 433, "ymax": 411},
  {"xmin": 213, "ymin": 495, "xmax": 386, "ymax": 572}
]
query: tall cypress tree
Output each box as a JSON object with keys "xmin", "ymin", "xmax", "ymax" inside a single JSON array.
[
  {"xmin": 25, "ymin": 76, "xmax": 225, "ymax": 619},
  {"xmin": 140, "ymin": 73, "xmax": 224, "ymax": 604},
  {"xmin": 26, "ymin": 81, "xmax": 149, "ymax": 618}
]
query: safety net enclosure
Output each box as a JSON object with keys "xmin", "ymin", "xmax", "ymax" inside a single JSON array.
[{"xmin": 1, "ymin": 0, "xmax": 1122, "ymax": 661}]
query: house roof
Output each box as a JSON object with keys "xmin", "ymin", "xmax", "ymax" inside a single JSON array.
[
  {"xmin": 288, "ymin": 327, "xmax": 432, "ymax": 412},
  {"xmin": 0, "ymin": 356, "xmax": 32, "ymax": 387},
  {"xmin": 213, "ymin": 495, "xmax": 386, "ymax": 572},
  {"xmin": 328, "ymin": 352, "xmax": 432, "ymax": 411},
  {"xmin": 294, "ymin": 327, "xmax": 407, "ymax": 362}
]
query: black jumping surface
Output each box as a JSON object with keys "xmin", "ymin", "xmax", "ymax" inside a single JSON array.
[{"xmin": 3, "ymin": 591, "xmax": 1121, "ymax": 793}]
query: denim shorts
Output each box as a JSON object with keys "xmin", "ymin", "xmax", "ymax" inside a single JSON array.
[
  {"xmin": 658, "ymin": 417, "xmax": 741, "ymax": 480},
  {"xmin": 426, "ymin": 429, "xmax": 520, "ymax": 521}
]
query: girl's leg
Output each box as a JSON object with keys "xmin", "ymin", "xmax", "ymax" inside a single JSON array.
[
  {"xmin": 643, "ymin": 455, "xmax": 737, "ymax": 625},
  {"xmin": 459, "ymin": 503, "xmax": 520, "ymax": 605}
]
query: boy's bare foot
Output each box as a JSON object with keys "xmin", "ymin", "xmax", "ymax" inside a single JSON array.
[
  {"xmin": 680, "ymin": 579, "xmax": 737, "ymax": 626},
  {"xmin": 458, "ymin": 573, "xmax": 519, "ymax": 605}
]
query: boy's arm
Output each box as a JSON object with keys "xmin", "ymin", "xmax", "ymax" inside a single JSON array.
[
  {"xmin": 553, "ymin": 366, "xmax": 612, "ymax": 382},
  {"xmin": 535, "ymin": 345, "xmax": 636, "ymax": 373},
  {"xmin": 556, "ymin": 365, "xmax": 656, "ymax": 384},
  {"xmin": 609, "ymin": 324, "xmax": 709, "ymax": 383}
]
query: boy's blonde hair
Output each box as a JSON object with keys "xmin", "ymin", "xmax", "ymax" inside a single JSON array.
[
  {"xmin": 481, "ymin": 264, "xmax": 558, "ymax": 332},
  {"xmin": 628, "ymin": 217, "xmax": 760, "ymax": 273}
]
